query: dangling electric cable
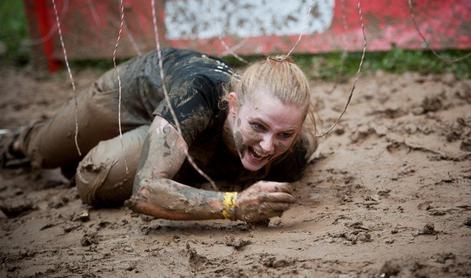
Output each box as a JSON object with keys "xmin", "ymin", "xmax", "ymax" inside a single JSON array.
[
  {"xmin": 325, "ymin": 0, "xmax": 349, "ymax": 95},
  {"xmin": 51, "ymin": 0, "xmax": 81, "ymax": 156},
  {"xmin": 87, "ymin": 0, "xmax": 142, "ymax": 56},
  {"xmin": 408, "ymin": 0, "xmax": 471, "ymax": 63},
  {"xmin": 151, "ymin": 0, "xmax": 218, "ymax": 191},
  {"xmin": 112, "ymin": 0, "xmax": 129, "ymax": 174},
  {"xmin": 218, "ymin": 35, "xmax": 249, "ymax": 64},
  {"xmin": 24, "ymin": 0, "xmax": 69, "ymax": 46},
  {"xmin": 316, "ymin": 0, "xmax": 368, "ymax": 137}
]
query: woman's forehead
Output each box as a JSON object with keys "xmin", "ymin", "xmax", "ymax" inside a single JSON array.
[{"xmin": 242, "ymin": 93, "xmax": 304, "ymax": 129}]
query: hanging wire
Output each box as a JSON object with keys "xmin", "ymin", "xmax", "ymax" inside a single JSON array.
[
  {"xmin": 86, "ymin": 0, "xmax": 100, "ymax": 26},
  {"xmin": 218, "ymin": 35, "xmax": 249, "ymax": 64},
  {"xmin": 112, "ymin": 0, "xmax": 129, "ymax": 174},
  {"xmin": 407, "ymin": 0, "xmax": 471, "ymax": 64},
  {"xmin": 316, "ymin": 0, "xmax": 368, "ymax": 137},
  {"xmin": 286, "ymin": 32, "xmax": 304, "ymax": 58},
  {"xmin": 285, "ymin": 1, "xmax": 313, "ymax": 58},
  {"xmin": 51, "ymin": 0, "xmax": 81, "ymax": 156},
  {"xmin": 23, "ymin": 0, "xmax": 69, "ymax": 46},
  {"xmin": 325, "ymin": 0, "xmax": 350, "ymax": 95},
  {"xmin": 221, "ymin": 38, "xmax": 248, "ymax": 55},
  {"xmin": 86, "ymin": 0, "xmax": 142, "ymax": 56},
  {"xmin": 123, "ymin": 22, "xmax": 143, "ymax": 56},
  {"xmin": 150, "ymin": 0, "xmax": 219, "ymax": 191}
]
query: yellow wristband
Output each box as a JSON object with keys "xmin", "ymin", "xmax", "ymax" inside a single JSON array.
[{"xmin": 222, "ymin": 192, "xmax": 238, "ymax": 220}]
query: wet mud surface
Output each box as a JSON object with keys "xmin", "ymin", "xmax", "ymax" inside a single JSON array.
[{"xmin": 1, "ymin": 66, "xmax": 470, "ymax": 277}]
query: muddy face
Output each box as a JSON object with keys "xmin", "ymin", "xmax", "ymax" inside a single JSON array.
[{"xmin": 228, "ymin": 90, "xmax": 305, "ymax": 171}]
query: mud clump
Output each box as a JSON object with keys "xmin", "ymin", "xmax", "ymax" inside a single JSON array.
[
  {"xmin": 460, "ymin": 139, "xmax": 471, "ymax": 152},
  {"xmin": 63, "ymin": 223, "xmax": 82, "ymax": 233},
  {"xmin": 186, "ymin": 243, "xmax": 209, "ymax": 271},
  {"xmin": 422, "ymin": 96, "xmax": 443, "ymax": 113},
  {"xmin": 0, "ymin": 198, "xmax": 36, "ymax": 218},
  {"xmin": 224, "ymin": 235, "xmax": 251, "ymax": 250},
  {"xmin": 380, "ymin": 260, "xmax": 402, "ymax": 277},
  {"xmin": 80, "ymin": 231, "xmax": 98, "ymax": 246},
  {"xmin": 47, "ymin": 196, "xmax": 70, "ymax": 209},
  {"xmin": 350, "ymin": 126, "xmax": 376, "ymax": 143},
  {"xmin": 434, "ymin": 252, "xmax": 456, "ymax": 264},
  {"xmin": 261, "ymin": 256, "xmax": 293, "ymax": 268},
  {"xmin": 413, "ymin": 96, "xmax": 444, "ymax": 115},
  {"xmin": 329, "ymin": 230, "xmax": 373, "ymax": 245},
  {"xmin": 417, "ymin": 223, "xmax": 438, "ymax": 235},
  {"xmin": 454, "ymin": 82, "xmax": 471, "ymax": 103}
]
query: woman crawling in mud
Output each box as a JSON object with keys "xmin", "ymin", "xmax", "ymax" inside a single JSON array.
[{"xmin": 0, "ymin": 48, "xmax": 317, "ymax": 223}]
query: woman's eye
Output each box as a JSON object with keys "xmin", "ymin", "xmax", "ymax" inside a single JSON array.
[
  {"xmin": 278, "ymin": 132, "xmax": 293, "ymax": 140},
  {"xmin": 250, "ymin": 123, "xmax": 266, "ymax": 132}
]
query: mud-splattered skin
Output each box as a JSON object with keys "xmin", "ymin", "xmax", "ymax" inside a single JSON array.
[
  {"xmin": 225, "ymin": 90, "xmax": 306, "ymax": 172},
  {"xmin": 124, "ymin": 48, "xmax": 311, "ymax": 222},
  {"xmin": 128, "ymin": 116, "xmax": 297, "ymax": 222},
  {"xmin": 129, "ymin": 92, "xmax": 306, "ymax": 221},
  {"xmin": 128, "ymin": 117, "xmax": 226, "ymax": 220}
]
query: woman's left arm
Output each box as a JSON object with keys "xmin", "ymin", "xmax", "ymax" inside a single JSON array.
[
  {"xmin": 126, "ymin": 116, "xmax": 296, "ymax": 222},
  {"xmin": 126, "ymin": 116, "xmax": 226, "ymax": 220}
]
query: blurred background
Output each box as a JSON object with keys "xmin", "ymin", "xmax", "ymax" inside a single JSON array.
[{"xmin": 0, "ymin": 0, "xmax": 469, "ymax": 79}]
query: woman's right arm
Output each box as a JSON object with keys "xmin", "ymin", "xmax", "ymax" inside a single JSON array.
[{"xmin": 126, "ymin": 116, "xmax": 295, "ymax": 222}]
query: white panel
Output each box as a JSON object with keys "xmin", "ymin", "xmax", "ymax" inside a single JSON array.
[{"xmin": 164, "ymin": 0, "xmax": 335, "ymax": 39}]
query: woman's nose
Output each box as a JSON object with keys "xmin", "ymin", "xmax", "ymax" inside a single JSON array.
[{"xmin": 259, "ymin": 134, "xmax": 275, "ymax": 154}]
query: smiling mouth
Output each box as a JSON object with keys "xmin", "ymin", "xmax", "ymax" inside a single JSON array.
[{"xmin": 247, "ymin": 146, "xmax": 271, "ymax": 161}]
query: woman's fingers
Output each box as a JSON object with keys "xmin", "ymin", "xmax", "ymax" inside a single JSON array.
[
  {"xmin": 261, "ymin": 192, "xmax": 295, "ymax": 203},
  {"xmin": 257, "ymin": 181, "xmax": 293, "ymax": 194},
  {"xmin": 235, "ymin": 182, "xmax": 295, "ymax": 223}
]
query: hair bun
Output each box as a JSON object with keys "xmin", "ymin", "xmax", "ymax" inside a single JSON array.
[{"xmin": 267, "ymin": 55, "xmax": 293, "ymax": 63}]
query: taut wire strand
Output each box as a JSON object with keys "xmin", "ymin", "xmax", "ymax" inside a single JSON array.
[
  {"xmin": 24, "ymin": 0, "xmax": 69, "ymax": 46},
  {"xmin": 218, "ymin": 35, "xmax": 249, "ymax": 64},
  {"xmin": 124, "ymin": 22, "xmax": 143, "ymax": 56},
  {"xmin": 407, "ymin": 0, "xmax": 471, "ymax": 64},
  {"xmin": 286, "ymin": 0, "xmax": 325, "ymax": 57},
  {"xmin": 112, "ymin": 0, "xmax": 129, "ymax": 174},
  {"xmin": 325, "ymin": 0, "xmax": 350, "ymax": 95},
  {"xmin": 51, "ymin": 0, "xmax": 81, "ymax": 156},
  {"xmin": 286, "ymin": 33, "xmax": 304, "ymax": 58},
  {"xmin": 316, "ymin": 0, "xmax": 367, "ymax": 137},
  {"xmin": 151, "ymin": 0, "xmax": 218, "ymax": 191},
  {"xmin": 87, "ymin": 0, "xmax": 142, "ymax": 56}
]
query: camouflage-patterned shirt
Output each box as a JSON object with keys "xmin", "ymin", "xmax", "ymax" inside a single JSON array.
[{"xmin": 110, "ymin": 48, "xmax": 310, "ymax": 190}]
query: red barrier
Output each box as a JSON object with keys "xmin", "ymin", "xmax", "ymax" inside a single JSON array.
[{"xmin": 23, "ymin": 0, "xmax": 470, "ymax": 71}]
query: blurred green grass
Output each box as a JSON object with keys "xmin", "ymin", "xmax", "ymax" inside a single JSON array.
[
  {"xmin": 290, "ymin": 48, "xmax": 471, "ymax": 80},
  {"xmin": 1, "ymin": 1, "xmax": 469, "ymax": 79},
  {"xmin": 223, "ymin": 48, "xmax": 470, "ymax": 80},
  {"xmin": 0, "ymin": 0, "xmax": 29, "ymax": 64}
]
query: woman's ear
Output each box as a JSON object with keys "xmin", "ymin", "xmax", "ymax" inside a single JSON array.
[{"xmin": 228, "ymin": 92, "xmax": 239, "ymax": 116}]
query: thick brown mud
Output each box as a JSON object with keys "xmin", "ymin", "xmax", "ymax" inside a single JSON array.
[{"xmin": 1, "ymin": 66, "xmax": 470, "ymax": 277}]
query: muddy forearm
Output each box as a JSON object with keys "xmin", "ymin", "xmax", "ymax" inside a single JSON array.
[
  {"xmin": 127, "ymin": 177, "xmax": 225, "ymax": 220},
  {"xmin": 127, "ymin": 116, "xmax": 226, "ymax": 220}
]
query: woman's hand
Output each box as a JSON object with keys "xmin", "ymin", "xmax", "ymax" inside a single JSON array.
[{"xmin": 234, "ymin": 181, "xmax": 295, "ymax": 223}]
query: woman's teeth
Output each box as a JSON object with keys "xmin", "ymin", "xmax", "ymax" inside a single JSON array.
[{"xmin": 249, "ymin": 147, "xmax": 268, "ymax": 160}]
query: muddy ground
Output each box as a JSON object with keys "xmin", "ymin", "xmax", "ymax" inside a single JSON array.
[{"xmin": 0, "ymin": 65, "xmax": 470, "ymax": 277}]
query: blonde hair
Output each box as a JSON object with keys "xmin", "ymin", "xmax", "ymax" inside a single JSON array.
[
  {"xmin": 227, "ymin": 56, "xmax": 317, "ymax": 150},
  {"xmin": 230, "ymin": 56, "xmax": 310, "ymax": 108}
]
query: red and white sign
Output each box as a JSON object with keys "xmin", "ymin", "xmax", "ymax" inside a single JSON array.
[{"xmin": 23, "ymin": 0, "xmax": 471, "ymax": 72}]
